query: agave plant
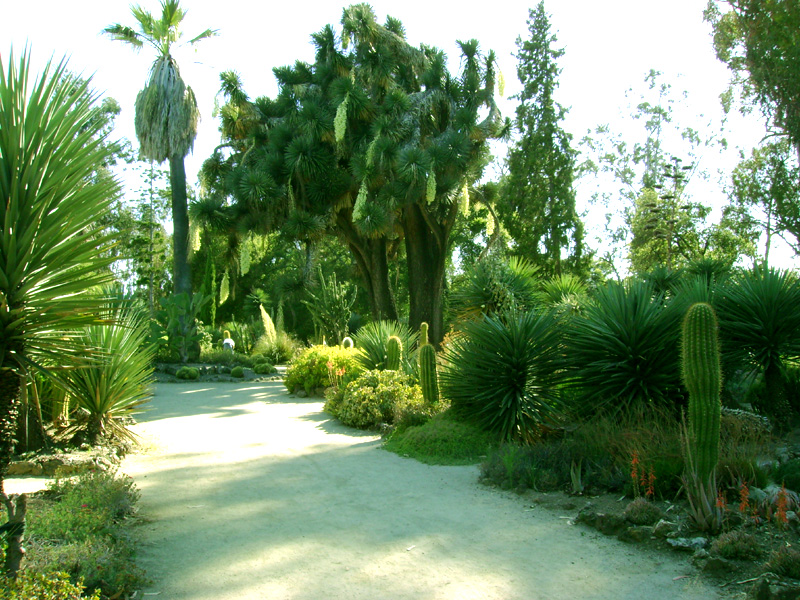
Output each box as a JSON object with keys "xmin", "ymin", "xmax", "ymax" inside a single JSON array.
[
  {"xmin": 439, "ymin": 310, "xmax": 567, "ymax": 444},
  {"xmin": 716, "ymin": 267, "xmax": 800, "ymax": 420},
  {"xmin": 59, "ymin": 292, "xmax": 155, "ymax": 445},
  {"xmin": 535, "ymin": 273, "xmax": 588, "ymax": 318},
  {"xmin": 352, "ymin": 320, "xmax": 419, "ymax": 376},
  {"xmin": 565, "ymin": 280, "xmax": 685, "ymax": 416}
]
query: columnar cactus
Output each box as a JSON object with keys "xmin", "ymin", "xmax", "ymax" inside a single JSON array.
[
  {"xmin": 419, "ymin": 322, "xmax": 429, "ymax": 347},
  {"xmin": 419, "ymin": 343, "xmax": 440, "ymax": 405},
  {"xmin": 385, "ymin": 335, "xmax": 402, "ymax": 371},
  {"xmin": 681, "ymin": 302, "xmax": 722, "ymax": 483}
]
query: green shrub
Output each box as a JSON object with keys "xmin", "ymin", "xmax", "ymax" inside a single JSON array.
[
  {"xmin": 0, "ymin": 569, "xmax": 100, "ymax": 600},
  {"xmin": 331, "ymin": 369, "xmax": 422, "ymax": 430},
  {"xmin": 440, "ymin": 310, "xmax": 567, "ymax": 444},
  {"xmin": 710, "ymin": 530, "xmax": 763, "ymax": 560},
  {"xmin": 623, "ymin": 498, "xmax": 665, "ymax": 525},
  {"xmin": 773, "ymin": 459, "xmax": 800, "ymax": 493},
  {"xmin": 23, "ymin": 471, "xmax": 144, "ymax": 598},
  {"xmin": 285, "ymin": 345, "xmax": 361, "ymax": 395},
  {"xmin": 565, "ymin": 280, "xmax": 685, "ymax": 416},
  {"xmin": 230, "ymin": 366, "xmax": 245, "ymax": 378},
  {"xmin": 765, "ymin": 546, "xmax": 800, "ymax": 578},
  {"xmin": 176, "ymin": 366, "xmax": 200, "ymax": 380},
  {"xmin": 253, "ymin": 362, "xmax": 276, "ymax": 375},
  {"xmin": 385, "ymin": 415, "xmax": 494, "ymax": 465},
  {"xmin": 252, "ymin": 330, "xmax": 302, "ymax": 365}
]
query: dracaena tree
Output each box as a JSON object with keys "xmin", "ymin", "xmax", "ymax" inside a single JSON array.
[
  {"xmin": 1, "ymin": 51, "xmax": 118, "ymax": 575},
  {"xmin": 203, "ymin": 4, "xmax": 508, "ymax": 344}
]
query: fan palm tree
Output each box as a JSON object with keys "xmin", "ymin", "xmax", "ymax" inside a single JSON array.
[
  {"xmin": 104, "ymin": 0, "xmax": 217, "ymax": 296},
  {"xmin": 1, "ymin": 51, "xmax": 119, "ymax": 574}
]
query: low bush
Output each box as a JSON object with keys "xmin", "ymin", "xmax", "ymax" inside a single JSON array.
[
  {"xmin": 774, "ymin": 459, "xmax": 800, "ymax": 493},
  {"xmin": 0, "ymin": 569, "xmax": 100, "ymax": 600},
  {"xmin": 253, "ymin": 362, "xmax": 276, "ymax": 375},
  {"xmin": 385, "ymin": 414, "xmax": 495, "ymax": 465},
  {"xmin": 710, "ymin": 530, "xmax": 764, "ymax": 560},
  {"xmin": 176, "ymin": 366, "xmax": 200, "ymax": 380},
  {"xmin": 252, "ymin": 330, "xmax": 302, "ymax": 365},
  {"xmin": 23, "ymin": 471, "xmax": 145, "ymax": 598},
  {"xmin": 230, "ymin": 366, "xmax": 245, "ymax": 378},
  {"xmin": 623, "ymin": 498, "xmax": 665, "ymax": 525},
  {"xmin": 285, "ymin": 345, "xmax": 361, "ymax": 395},
  {"xmin": 327, "ymin": 369, "xmax": 422, "ymax": 430},
  {"xmin": 765, "ymin": 545, "xmax": 800, "ymax": 578}
]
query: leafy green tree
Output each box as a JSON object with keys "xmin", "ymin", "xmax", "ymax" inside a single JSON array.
[
  {"xmin": 705, "ymin": 0, "xmax": 800, "ymax": 159},
  {"xmin": 501, "ymin": 2, "xmax": 586, "ymax": 277},
  {"xmin": 104, "ymin": 0, "xmax": 217, "ymax": 296},
  {"xmin": 730, "ymin": 139, "xmax": 800, "ymax": 260},
  {"xmin": 205, "ymin": 5, "xmax": 507, "ymax": 344},
  {"xmin": 1, "ymin": 52, "xmax": 119, "ymax": 572}
]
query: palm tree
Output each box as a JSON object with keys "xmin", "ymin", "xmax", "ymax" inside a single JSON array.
[
  {"xmin": 1, "ymin": 51, "xmax": 119, "ymax": 575},
  {"xmin": 104, "ymin": 0, "xmax": 217, "ymax": 296}
]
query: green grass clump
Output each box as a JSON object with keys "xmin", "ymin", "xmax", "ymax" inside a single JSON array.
[
  {"xmin": 176, "ymin": 366, "xmax": 200, "ymax": 380},
  {"xmin": 765, "ymin": 545, "xmax": 800, "ymax": 578},
  {"xmin": 385, "ymin": 415, "xmax": 495, "ymax": 465},
  {"xmin": 710, "ymin": 530, "xmax": 764, "ymax": 560},
  {"xmin": 230, "ymin": 366, "xmax": 245, "ymax": 378}
]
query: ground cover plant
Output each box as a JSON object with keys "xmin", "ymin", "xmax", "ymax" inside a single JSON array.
[{"xmin": 1, "ymin": 470, "xmax": 144, "ymax": 599}]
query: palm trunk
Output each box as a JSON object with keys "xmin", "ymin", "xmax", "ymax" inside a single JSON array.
[{"xmin": 169, "ymin": 153, "xmax": 192, "ymax": 297}]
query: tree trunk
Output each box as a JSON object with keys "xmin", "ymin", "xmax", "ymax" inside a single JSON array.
[
  {"xmin": 337, "ymin": 215, "xmax": 398, "ymax": 321},
  {"xmin": 169, "ymin": 153, "xmax": 192, "ymax": 297},
  {"xmin": 404, "ymin": 204, "xmax": 448, "ymax": 346},
  {"xmin": 2, "ymin": 493, "xmax": 27, "ymax": 578},
  {"xmin": 0, "ymin": 369, "xmax": 22, "ymax": 496}
]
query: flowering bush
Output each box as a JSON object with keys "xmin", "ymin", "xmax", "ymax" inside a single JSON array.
[
  {"xmin": 327, "ymin": 369, "xmax": 423, "ymax": 430},
  {"xmin": 284, "ymin": 345, "xmax": 361, "ymax": 395}
]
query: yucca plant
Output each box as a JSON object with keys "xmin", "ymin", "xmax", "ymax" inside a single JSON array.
[
  {"xmin": 716, "ymin": 267, "xmax": 800, "ymax": 421},
  {"xmin": 439, "ymin": 310, "xmax": 567, "ymax": 444},
  {"xmin": 565, "ymin": 280, "xmax": 685, "ymax": 416},
  {"xmin": 449, "ymin": 256, "xmax": 539, "ymax": 322},
  {"xmin": 351, "ymin": 320, "xmax": 419, "ymax": 376},
  {"xmin": 1, "ymin": 52, "xmax": 119, "ymax": 575},
  {"xmin": 60, "ymin": 292, "xmax": 155, "ymax": 445}
]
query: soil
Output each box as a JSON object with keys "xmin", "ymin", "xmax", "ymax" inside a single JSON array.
[{"xmin": 118, "ymin": 381, "xmax": 731, "ymax": 600}]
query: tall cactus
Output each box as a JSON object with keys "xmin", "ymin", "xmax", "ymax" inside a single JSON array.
[
  {"xmin": 681, "ymin": 302, "xmax": 722, "ymax": 483},
  {"xmin": 419, "ymin": 343, "xmax": 440, "ymax": 405},
  {"xmin": 385, "ymin": 335, "xmax": 402, "ymax": 370},
  {"xmin": 420, "ymin": 322, "xmax": 429, "ymax": 347}
]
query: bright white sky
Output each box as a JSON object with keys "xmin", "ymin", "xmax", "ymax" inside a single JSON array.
[{"xmin": 2, "ymin": 0, "xmax": 796, "ymax": 268}]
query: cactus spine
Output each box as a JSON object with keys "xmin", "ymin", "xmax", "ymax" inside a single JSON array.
[
  {"xmin": 385, "ymin": 335, "xmax": 402, "ymax": 370},
  {"xmin": 681, "ymin": 302, "xmax": 722, "ymax": 483}
]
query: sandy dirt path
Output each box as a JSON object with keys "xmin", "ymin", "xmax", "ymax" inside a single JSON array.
[{"xmin": 121, "ymin": 382, "xmax": 724, "ymax": 600}]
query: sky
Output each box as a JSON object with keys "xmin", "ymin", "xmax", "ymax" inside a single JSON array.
[{"xmin": 2, "ymin": 0, "xmax": 796, "ymax": 269}]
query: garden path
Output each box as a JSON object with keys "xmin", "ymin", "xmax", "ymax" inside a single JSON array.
[{"xmin": 122, "ymin": 382, "xmax": 726, "ymax": 600}]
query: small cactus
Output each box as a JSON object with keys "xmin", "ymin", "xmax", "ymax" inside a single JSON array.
[
  {"xmin": 419, "ymin": 343, "xmax": 439, "ymax": 405},
  {"xmin": 341, "ymin": 336, "xmax": 354, "ymax": 349},
  {"xmin": 385, "ymin": 335, "xmax": 402, "ymax": 370},
  {"xmin": 681, "ymin": 302, "xmax": 722, "ymax": 483}
]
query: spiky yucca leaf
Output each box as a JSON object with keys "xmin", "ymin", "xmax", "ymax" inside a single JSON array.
[
  {"xmin": 566, "ymin": 280, "xmax": 685, "ymax": 415},
  {"xmin": 440, "ymin": 310, "xmax": 566, "ymax": 444},
  {"xmin": 1, "ymin": 52, "xmax": 119, "ymax": 486},
  {"xmin": 60, "ymin": 294, "xmax": 155, "ymax": 445},
  {"xmin": 352, "ymin": 321, "xmax": 419, "ymax": 376}
]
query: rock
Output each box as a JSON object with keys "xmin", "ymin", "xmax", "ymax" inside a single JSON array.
[
  {"xmin": 748, "ymin": 573, "xmax": 800, "ymax": 600},
  {"xmin": 667, "ymin": 537, "xmax": 708, "ymax": 552},
  {"xmin": 652, "ymin": 519, "xmax": 678, "ymax": 538},
  {"xmin": 296, "ymin": 389, "xmax": 308, "ymax": 398},
  {"xmin": 594, "ymin": 513, "xmax": 627, "ymax": 536},
  {"xmin": 7, "ymin": 460, "xmax": 43, "ymax": 476},
  {"xmin": 314, "ymin": 387, "xmax": 327, "ymax": 397},
  {"xmin": 695, "ymin": 555, "xmax": 733, "ymax": 574},
  {"xmin": 617, "ymin": 526, "xmax": 652, "ymax": 543}
]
